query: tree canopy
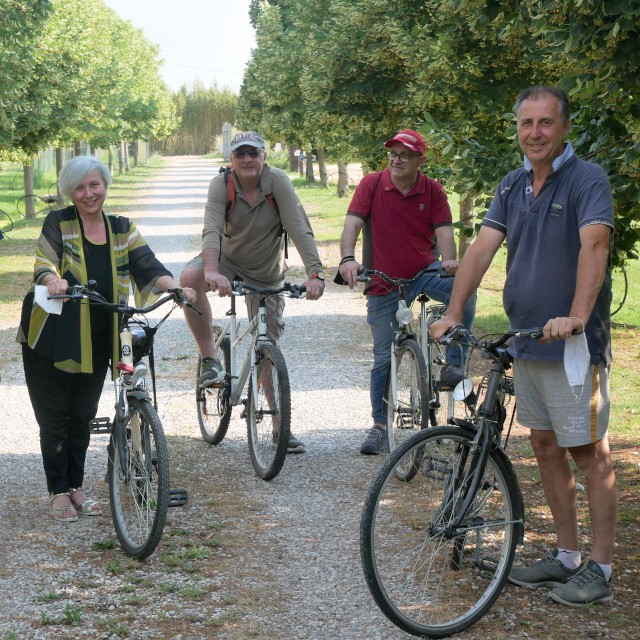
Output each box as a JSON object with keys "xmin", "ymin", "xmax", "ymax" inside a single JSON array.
[{"xmin": 240, "ymin": 0, "xmax": 639, "ymax": 264}]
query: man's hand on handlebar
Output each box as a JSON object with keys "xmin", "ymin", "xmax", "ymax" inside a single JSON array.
[
  {"xmin": 540, "ymin": 316, "xmax": 584, "ymax": 344},
  {"xmin": 440, "ymin": 259, "xmax": 459, "ymax": 275},
  {"xmin": 302, "ymin": 276, "xmax": 324, "ymax": 301},
  {"xmin": 339, "ymin": 259, "xmax": 362, "ymax": 289},
  {"xmin": 429, "ymin": 315, "xmax": 462, "ymax": 342},
  {"xmin": 205, "ymin": 271, "xmax": 232, "ymax": 297}
]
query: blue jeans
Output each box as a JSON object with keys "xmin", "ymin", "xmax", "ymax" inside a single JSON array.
[{"xmin": 366, "ymin": 260, "xmax": 477, "ymax": 424}]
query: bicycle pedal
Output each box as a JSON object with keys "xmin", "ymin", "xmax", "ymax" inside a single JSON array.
[
  {"xmin": 168, "ymin": 489, "xmax": 189, "ymax": 507},
  {"xmin": 90, "ymin": 417, "xmax": 112, "ymax": 433}
]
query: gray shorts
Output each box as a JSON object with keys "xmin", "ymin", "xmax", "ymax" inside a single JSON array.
[
  {"xmin": 513, "ymin": 358, "xmax": 610, "ymax": 448},
  {"xmin": 182, "ymin": 253, "xmax": 285, "ymax": 343}
]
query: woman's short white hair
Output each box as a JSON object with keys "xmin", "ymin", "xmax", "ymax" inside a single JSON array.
[{"xmin": 58, "ymin": 156, "xmax": 112, "ymax": 200}]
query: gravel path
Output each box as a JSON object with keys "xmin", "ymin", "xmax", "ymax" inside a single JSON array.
[{"xmin": 1, "ymin": 157, "xmax": 633, "ymax": 640}]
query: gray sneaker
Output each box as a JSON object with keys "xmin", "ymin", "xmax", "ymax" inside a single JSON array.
[
  {"xmin": 198, "ymin": 357, "xmax": 225, "ymax": 387},
  {"xmin": 508, "ymin": 548, "xmax": 583, "ymax": 588},
  {"xmin": 549, "ymin": 559, "xmax": 613, "ymax": 607},
  {"xmin": 360, "ymin": 426, "xmax": 388, "ymax": 455},
  {"xmin": 287, "ymin": 433, "xmax": 306, "ymax": 454}
]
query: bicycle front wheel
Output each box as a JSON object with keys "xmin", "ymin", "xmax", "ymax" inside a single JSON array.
[
  {"xmin": 108, "ymin": 399, "xmax": 169, "ymax": 559},
  {"xmin": 196, "ymin": 324, "xmax": 232, "ymax": 444},
  {"xmin": 384, "ymin": 339, "xmax": 428, "ymax": 480},
  {"xmin": 361, "ymin": 426, "xmax": 521, "ymax": 638},
  {"xmin": 246, "ymin": 344, "xmax": 291, "ymax": 481}
]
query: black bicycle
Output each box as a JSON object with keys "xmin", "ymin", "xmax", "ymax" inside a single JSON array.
[
  {"xmin": 360, "ymin": 326, "xmax": 542, "ymax": 638},
  {"xmin": 51, "ymin": 281, "xmax": 197, "ymax": 559}
]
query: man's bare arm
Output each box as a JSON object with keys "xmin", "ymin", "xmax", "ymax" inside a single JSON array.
[
  {"xmin": 338, "ymin": 214, "xmax": 365, "ymax": 289},
  {"xmin": 434, "ymin": 225, "xmax": 458, "ymax": 274}
]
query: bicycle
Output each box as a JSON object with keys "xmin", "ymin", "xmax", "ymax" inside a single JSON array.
[
  {"xmin": 355, "ymin": 268, "xmax": 461, "ymax": 468},
  {"xmin": 360, "ymin": 325, "xmax": 542, "ymax": 638},
  {"xmin": 50, "ymin": 281, "xmax": 197, "ymax": 559},
  {"xmin": 195, "ymin": 280, "xmax": 305, "ymax": 481}
]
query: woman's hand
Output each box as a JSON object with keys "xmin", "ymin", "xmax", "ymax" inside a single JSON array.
[
  {"xmin": 180, "ymin": 286, "xmax": 197, "ymax": 304},
  {"xmin": 45, "ymin": 277, "xmax": 70, "ymax": 298}
]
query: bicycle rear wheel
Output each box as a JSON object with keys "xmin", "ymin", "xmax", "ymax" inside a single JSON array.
[
  {"xmin": 246, "ymin": 344, "xmax": 291, "ymax": 481},
  {"xmin": 384, "ymin": 339, "xmax": 428, "ymax": 481},
  {"xmin": 196, "ymin": 324, "xmax": 232, "ymax": 444},
  {"xmin": 361, "ymin": 426, "xmax": 522, "ymax": 638},
  {"xmin": 108, "ymin": 399, "xmax": 169, "ymax": 559}
]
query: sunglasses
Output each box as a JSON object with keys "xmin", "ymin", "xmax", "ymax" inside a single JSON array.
[{"xmin": 233, "ymin": 149, "xmax": 262, "ymax": 159}]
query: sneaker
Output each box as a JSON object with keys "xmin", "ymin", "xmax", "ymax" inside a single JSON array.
[
  {"xmin": 549, "ymin": 559, "xmax": 613, "ymax": 607},
  {"xmin": 439, "ymin": 363, "xmax": 464, "ymax": 389},
  {"xmin": 287, "ymin": 433, "xmax": 306, "ymax": 454},
  {"xmin": 198, "ymin": 357, "xmax": 225, "ymax": 387},
  {"xmin": 508, "ymin": 548, "xmax": 583, "ymax": 588},
  {"xmin": 360, "ymin": 425, "xmax": 388, "ymax": 455}
]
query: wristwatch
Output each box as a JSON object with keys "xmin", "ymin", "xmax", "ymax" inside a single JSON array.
[{"xmin": 310, "ymin": 271, "xmax": 325, "ymax": 281}]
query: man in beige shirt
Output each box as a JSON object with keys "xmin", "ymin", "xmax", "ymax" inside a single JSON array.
[{"xmin": 181, "ymin": 131, "xmax": 325, "ymax": 453}]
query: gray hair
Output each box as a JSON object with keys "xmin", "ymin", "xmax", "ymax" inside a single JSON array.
[
  {"xmin": 514, "ymin": 85, "xmax": 570, "ymax": 124},
  {"xmin": 58, "ymin": 156, "xmax": 112, "ymax": 200}
]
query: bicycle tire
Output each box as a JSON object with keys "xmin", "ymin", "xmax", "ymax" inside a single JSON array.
[
  {"xmin": 384, "ymin": 339, "xmax": 428, "ymax": 481},
  {"xmin": 361, "ymin": 426, "xmax": 522, "ymax": 638},
  {"xmin": 108, "ymin": 399, "xmax": 169, "ymax": 559},
  {"xmin": 246, "ymin": 344, "xmax": 291, "ymax": 481},
  {"xmin": 196, "ymin": 324, "xmax": 232, "ymax": 444}
]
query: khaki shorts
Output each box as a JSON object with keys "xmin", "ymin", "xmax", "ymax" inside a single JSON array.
[
  {"xmin": 182, "ymin": 253, "xmax": 285, "ymax": 343},
  {"xmin": 513, "ymin": 358, "xmax": 610, "ymax": 448}
]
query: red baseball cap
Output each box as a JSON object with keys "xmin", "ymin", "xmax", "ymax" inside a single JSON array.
[{"xmin": 384, "ymin": 129, "xmax": 426, "ymax": 155}]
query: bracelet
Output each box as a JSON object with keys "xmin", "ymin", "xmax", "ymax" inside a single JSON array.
[{"xmin": 339, "ymin": 256, "xmax": 355, "ymax": 266}]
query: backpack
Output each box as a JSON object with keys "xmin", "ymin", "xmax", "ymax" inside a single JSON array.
[{"xmin": 220, "ymin": 166, "xmax": 288, "ymax": 258}]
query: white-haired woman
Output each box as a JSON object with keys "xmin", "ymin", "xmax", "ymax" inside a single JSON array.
[{"xmin": 17, "ymin": 156, "xmax": 196, "ymax": 522}]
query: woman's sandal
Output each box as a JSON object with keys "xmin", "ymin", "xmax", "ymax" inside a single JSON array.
[
  {"xmin": 49, "ymin": 492, "xmax": 78, "ymax": 522},
  {"xmin": 69, "ymin": 488, "xmax": 103, "ymax": 516}
]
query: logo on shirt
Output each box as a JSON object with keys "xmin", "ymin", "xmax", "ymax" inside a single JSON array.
[
  {"xmin": 549, "ymin": 202, "xmax": 564, "ymax": 218},
  {"xmin": 418, "ymin": 204, "xmax": 425, "ymax": 211}
]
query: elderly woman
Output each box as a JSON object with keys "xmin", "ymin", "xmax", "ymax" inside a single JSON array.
[{"xmin": 16, "ymin": 156, "xmax": 196, "ymax": 522}]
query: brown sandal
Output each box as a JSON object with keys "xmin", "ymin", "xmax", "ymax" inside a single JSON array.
[
  {"xmin": 49, "ymin": 492, "xmax": 78, "ymax": 522},
  {"xmin": 69, "ymin": 488, "xmax": 102, "ymax": 516}
]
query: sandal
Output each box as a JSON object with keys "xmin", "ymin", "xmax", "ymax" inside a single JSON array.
[
  {"xmin": 69, "ymin": 488, "xmax": 103, "ymax": 516},
  {"xmin": 49, "ymin": 492, "xmax": 78, "ymax": 522}
]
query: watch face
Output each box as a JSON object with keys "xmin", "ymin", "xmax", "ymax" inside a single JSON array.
[{"xmin": 313, "ymin": 271, "xmax": 325, "ymax": 281}]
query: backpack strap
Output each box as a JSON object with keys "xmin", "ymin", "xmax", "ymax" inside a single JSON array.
[{"xmin": 221, "ymin": 166, "xmax": 288, "ymax": 258}]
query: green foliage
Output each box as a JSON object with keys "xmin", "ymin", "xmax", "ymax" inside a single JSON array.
[{"xmin": 154, "ymin": 82, "xmax": 237, "ymax": 155}]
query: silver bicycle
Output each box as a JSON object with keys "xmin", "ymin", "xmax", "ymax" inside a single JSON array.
[{"xmin": 196, "ymin": 281, "xmax": 305, "ymax": 481}]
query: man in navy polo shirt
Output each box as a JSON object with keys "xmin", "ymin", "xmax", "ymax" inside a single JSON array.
[
  {"xmin": 338, "ymin": 129, "xmax": 476, "ymax": 455},
  {"xmin": 431, "ymin": 86, "xmax": 617, "ymax": 608}
]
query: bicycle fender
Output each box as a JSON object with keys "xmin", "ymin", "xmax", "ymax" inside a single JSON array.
[
  {"xmin": 126, "ymin": 390, "xmax": 150, "ymax": 402},
  {"xmin": 490, "ymin": 444, "xmax": 526, "ymax": 545}
]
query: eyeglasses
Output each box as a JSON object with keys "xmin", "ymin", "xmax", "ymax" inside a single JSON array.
[
  {"xmin": 233, "ymin": 149, "xmax": 262, "ymax": 159},
  {"xmin": 388, "ymin": 150, "xmax": 419, "ymax": 163}
]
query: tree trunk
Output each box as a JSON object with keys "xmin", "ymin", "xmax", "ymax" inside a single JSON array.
[
  {"xmin": 55, "ymin": 148, "xmax": 64, "ymax": 205},
  {"xmin": 337, "ymin": 160, "xmax": 349, "ymax": 198},
  {"xmin": 458, "ymin": 195, "xmax": 474, "ymax": 260},
  {"xmin": 124, "ymin": 142, "xmax": 130, "ymax": 172},
  {"xmin": 108, "ymin": 148, "xmax": 114, "ymax": 176},
  {"xmin": 288, "ymin": 144, "xmax": 297, "ymax": 172},
  {"xmin": 118, "ymin": 142, "xmax": 125, "ymax": 174},
  {"xmin": 305, "ymin": 149, "xmax": 315, "ymax": 183},
  {"xmin": 23, "ymin": 164, "xmax": 36, "ymax": 220},
  {"xmin": 132, "ymin": 142, "xmax": 138, "ymax": 167},
  {"xmin": 73, "ymin": 141, "xmax": 82, "ymax": 157},
  {"xmin": 317, "ymin": 147, "xmax": 328, "ymax": 187}
]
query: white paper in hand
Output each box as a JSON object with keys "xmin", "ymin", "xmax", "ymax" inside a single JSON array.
[
  {"xmin": 34, "ymin": 285, "xmax": 63, "ymax": 315},
  {"xmin": 564, "ymin": 332, "xmax": 590, "ymax": 388}
]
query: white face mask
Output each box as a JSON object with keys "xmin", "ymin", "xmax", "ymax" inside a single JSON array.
[{"xmin": 564, "ymin": 332, "xmax": 591, "ymax": 388}]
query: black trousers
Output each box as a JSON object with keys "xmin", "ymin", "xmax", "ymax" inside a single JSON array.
[{"xmin": 22, "ymin": 344, "xmax": 109, "ymax": 494}]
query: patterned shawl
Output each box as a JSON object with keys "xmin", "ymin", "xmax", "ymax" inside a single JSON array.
[{"xmin": 16, "ymin": 205, "xmax": 172, "ymax": 375}]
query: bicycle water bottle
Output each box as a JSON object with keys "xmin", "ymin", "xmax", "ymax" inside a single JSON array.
[{"xmin": 119, "ymin": 328, "xmax": 134, "ymax": 372}]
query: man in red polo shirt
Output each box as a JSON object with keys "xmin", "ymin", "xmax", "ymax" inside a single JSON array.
[{"xmin": 339, "ymin": 129, "xmax": 476, "ymax": 454}]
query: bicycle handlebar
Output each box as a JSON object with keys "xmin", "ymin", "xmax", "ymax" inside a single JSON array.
[
  {"xmin": 229, "ymin": 280, "xmax": 306, "ymax": 299},
  {"xmin": 49, "ymin": 280, "xmax": 202, "ymax": 316},
  {"xmin": 440, "ymin": 325, "xmax": 543, "ymax": 352},
  {"xmin": 356, "ymin": 266, "xmax": 453, "ymax": 286}
]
